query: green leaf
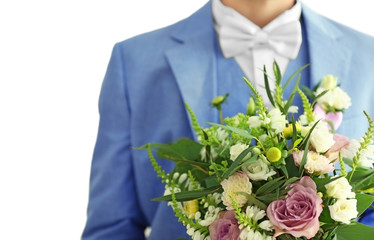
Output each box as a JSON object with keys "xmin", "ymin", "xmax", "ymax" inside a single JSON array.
[
  {"xmin": 206, "ymin": 122, "xmax": 254, "ymax": 140},
  {"xmin": 348, "ymin": 168, "xmax": 374, "ymax": 191},
  {"xmin": 335, "ymin": 222, "xmax": 374, "ymax": 240},
  {"xmin": 263, "ymin": 65, "xmax": 276, "ymax": 107},
  {"xmin": 256, "ymin": 177, "xmax": 284, "ymax": 196},
  {"xmin": 222, "ymin": 147, "xmax": 256, "ymax": 180},
  {"xmin": 283, "ymin": 63, "xmax": 310, "ymax": 90},
  {"xmin": 356, "ymin": 193, "xmax": 374, "ymax": 217},
  {"xmin": 284, "ymin": 74, "xmax": 301, "ymax": 113},
  {"xmin": 273, "ymin": 60, "xmax": 282, "ymax": 85},
  {"xmin": 313, "ymin": 175, "xmax": 343, "ymax": 191},
  {"xmin": 285, "ymin": 154, "xmax": 299, "ymax": 178},
  {"xmin": 153, "ymin": 185, "xmax": 221, "ymax": 202},
  {"xmin": 319, "ymin": 206, "xmax": 335, "ymax": 224},
  {"xmin": 299, "ymin": 140, "xmax": 310, "ymax": 176},
  {"xmin": 154, "ymin": 138, "xmax": 204, "ymax": 162}
]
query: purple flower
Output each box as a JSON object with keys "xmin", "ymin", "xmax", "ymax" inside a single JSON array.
[
  {"xmin": 209, "ymin": 210, "xmax": 241, "ymax": 240},
  {"xmin": 266, "ymin": 176, "xmax": 323, "ymax": 239}
]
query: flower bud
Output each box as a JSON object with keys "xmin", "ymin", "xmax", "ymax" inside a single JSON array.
[
  {"xmin": 211, "ymin": 95, "xmax": 224, "ymax": 106},
  {"xmin": 283, "ymin": 123, "xmax": 301, "ymax": 139},
  {"xmin": 266, "ymin": 147, "xmax": 282, "ymax": 162},
  {"xmin": 321, "ymin": 74, "xmax": 338, "ymax": 90},
  {"xmin": 253, "ymin": 147, "xmax": 262, "ymax": 155},
  {"xmin": 246, "ymin": 97, "xmax": 256, "ymax": 116}
]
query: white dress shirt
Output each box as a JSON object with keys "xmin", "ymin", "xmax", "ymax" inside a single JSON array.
[{"xmin": 212, "ymin": 0, "xmax": 302, "ymax": 106}]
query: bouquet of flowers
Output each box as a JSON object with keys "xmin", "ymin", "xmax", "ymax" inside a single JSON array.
[{"xmin": 140, "ymin": 63, "xmax": 374, "ymax": 240}]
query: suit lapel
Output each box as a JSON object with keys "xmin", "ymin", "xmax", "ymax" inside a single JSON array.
[
  {"xmin": 302, "ymin": 4, "xmax": 352, "ymax": 87},
  {"xmin": 165, "ymin": 3, "xmax": 219, "ymax": 139}
]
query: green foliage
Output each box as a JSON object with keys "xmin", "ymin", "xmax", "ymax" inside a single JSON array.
[
  {"xmin": 297, "ymin": 87, "xmax": 315, "ymax": 123},
  {"xmin": 185, "ymin": 103, "xmax": 204, "ymax": 141},
  {"xmin": 169, "ymin": 183, "xmax": 209, "ymax": 235},
  {"xmin": 243, "ymin": 77, "xmax": 267, "ymax": 115},
  {"xmin": 147, "ymin": 144, "xmax": 168, "ymax": 182},
  {"xmin": 153, "ymin": 185, "xmax": 221, "ymax": 202},
  {"xmin": 349, "ymin": 111, "xmax": 374, "ymax": 182},
  {"xmin": 335, "ymin": 222, "xmax": 374, "ymax": 240}
]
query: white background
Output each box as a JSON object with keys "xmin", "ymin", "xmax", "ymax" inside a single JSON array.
[{"xmin": 0, "ymin": 0, "xmax": 373, "ymax": 239}]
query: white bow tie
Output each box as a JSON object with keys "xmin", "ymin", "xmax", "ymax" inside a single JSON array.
[{"xmin": 218, "ymin": 19, "xmax": 302, "ymax": 59}]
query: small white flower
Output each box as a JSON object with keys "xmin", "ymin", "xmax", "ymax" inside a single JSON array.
[
  {"xmin": 245, "ymin": 205, "xmax": 266, "ymax": 221},
  {"xmin": 199, "ymin": 206, "xmax": 221, "ymax": 226},
  {"xmin": 309, "ymin": 121, "xmax": 335, "ymax": 153},
  {"xmin": 268, "ymin": 108, "xmax": 287, "ymax": 133},
  {"xmin": 259, "ymin": 220, "xmax": 274, "ymax": 231},
  {"xmin": 325, "ymin": 176, "xmax": 355, "ymax": 199},
  {"xmin": 329, "ymin": 199, "xmax": 358, "ymax": 224},
  {"xmin": 230, "ymin": 142, "xmax": 251, "ymax": 161},
  {"xmin": 248, "ymin": 116, "xmax": 262, "ymax": 128},
  {"xmin": 288, "ymin": 105, "xmax": 299, "ymax": 114},
  {"xmin": 241, "ymin": 159, "xmax": 276, "ymax": 181},
  {"xmin": 240, "ymin": 227, "xmax": 270, "ymax": 240}
]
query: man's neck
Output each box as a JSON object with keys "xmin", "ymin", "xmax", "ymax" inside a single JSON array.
[{"xmin": 221, "ymin": 0, "xmax": 296, "ymax": 27}]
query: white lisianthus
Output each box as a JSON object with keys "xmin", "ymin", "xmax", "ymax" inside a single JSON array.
[
  {"xmin": 293, "ymin": 150, "xmax": 334, "ymax": 175},
  {"xmin": 325, "ymin": 176, "xmax": 355, "ymax": 199},
  {"xmin": 230, "ymin": 142, "xmax": 251, "ymax": 161},
  {"xmin": 329, "ymin": 199, "xmax": 358, "ymax": 224},
  {"xmin": 221, "ymin": 172, "xmax": 252, "ymax": 210},
  {"xmin": 241, "ymin": 159, "xmax": 276, "ymax": 181},
  {"xmin": 321, "ymin": 74, "xmax": 338, "ymax": 90},
  {"xmin": 309, "ymin": 121, "xmax": 335, "ymax": 153},
  {"xmin": 268, "ymin": 108, "xmax": 287, "ymax": 133},
  {"xmin": 248, "ymin": 116, "xmax": 262, "ymax": 128}
]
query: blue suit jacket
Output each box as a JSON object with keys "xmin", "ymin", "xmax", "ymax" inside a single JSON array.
[{"xmin": 82, "ymin": 2, "xmax": 374, "ymax": 239}]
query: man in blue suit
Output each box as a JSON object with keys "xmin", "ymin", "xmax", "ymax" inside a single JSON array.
[{"xmin": 82, "ymin": 0, "xmax": 374, "ymax": 239}]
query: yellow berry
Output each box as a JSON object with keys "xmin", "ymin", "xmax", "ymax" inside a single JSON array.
[{"xmin": 266, "ymin": 147, "xmax": 282, "ymax": 162}]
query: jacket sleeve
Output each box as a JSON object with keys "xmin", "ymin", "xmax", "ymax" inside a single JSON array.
[{"xmin": 82, "ymin": 43, "xmax": 147, "ymax": 240}]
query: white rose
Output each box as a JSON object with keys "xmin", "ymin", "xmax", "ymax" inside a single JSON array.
[
  {"xmin": 316, "ymin": 88, "xmax": 334, "ymax": 107},
  {"xmin": 329, "ymin": 199, "xmax": 358, "ymax": 224},
  {"xmin": 230, "ymin": 143, "xmax": 250, "ymax": 161},
  {"xmin": 241, "ymin": 159, "xmax": 276, "ymax": 181},
  {"xmin": 321, "ymin": 74, "xmax": 338, "ymax": 90},
  {"xmin": 325, "ymin": 176, "xmax": 355, "ymax": 199},
  {"xmin": 331, "ymin": 87, "xmax": 351, "ymax": 110},
  {"xmin": 248, "ymin": 116, "xmax": 262, "ymax": 128},
  {"xmin": 309, "ymin": 121, "xmax": 335, "ymax": 153}
]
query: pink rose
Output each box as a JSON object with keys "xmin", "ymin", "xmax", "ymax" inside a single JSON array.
[
  {"xmin": 325, "ymin": 134, "xmax": 350, "ymax": 162},
  {"xmin": 209, "ymin": 210, "xmax": 241, "ymax": 240},
  {"xmin": 314, "ymin": 104, "xmax": 343, "ymax": 130},
  {"xmin": 266, "ymin": 176, "xmax": 323, "ymax": 239}
]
